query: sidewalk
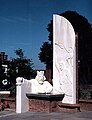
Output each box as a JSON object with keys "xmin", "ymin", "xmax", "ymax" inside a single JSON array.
[
  {"xmin": 0, "ymin": 110, "xmax": 92, "ymax": 120},
  {"xmin": 0, "ymin": 109, "xmax": 16, "ymax": 117}
]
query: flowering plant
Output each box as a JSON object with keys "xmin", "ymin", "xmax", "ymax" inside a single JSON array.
[
  {"xmin": 0, "ymin": 99, "xmax": 10, "ymax": 111},
  {"xmin": 0, "ymin": 99, "xmax": 5, "ymax": 111}
]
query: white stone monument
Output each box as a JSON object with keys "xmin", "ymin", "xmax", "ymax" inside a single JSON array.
[
  {"xmin": 16, "ymin": 71, "xmax": 53, "ymax": 113},
  {"xmin": 53, "ymin": 14, "xmax": 76, "ymax": 104},
  {"xmin": 16, "ymin": 14, "xmax": 76, "ymax": 113}
]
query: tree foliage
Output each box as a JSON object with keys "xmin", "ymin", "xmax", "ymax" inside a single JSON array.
[
  {"xmin": 38, "ymin": 42, "xmax": 53, "ymax": 69},
  {"xmin": 38, "ymin": 11, "xmax": 92, "ymax": 84},
  {"xmin": 7, "ymin": 48, "xmax": 34, "ymax": 84}
]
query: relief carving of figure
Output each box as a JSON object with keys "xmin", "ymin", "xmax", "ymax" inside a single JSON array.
[{"xmin": 55, "ymin": 61, "xmax": 73, "ymax": 103}]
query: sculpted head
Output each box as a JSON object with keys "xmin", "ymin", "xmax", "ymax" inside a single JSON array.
[{"xmin": 35, "ymin": 71, "xmax": 46, "ymax": 84}]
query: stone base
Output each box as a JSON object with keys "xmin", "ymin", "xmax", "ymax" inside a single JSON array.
[
  {"xmin": 28, "ymin": 100, "xmax": 80, "ymax": 113},
  {"xmin": 57, "ymin": 102, "xmax": 80, "ymax": 112},
  {"xmin": 29, "ymin": 99, "xmax": 57, "ymax": 112},
  {"xmin": 26, "ymin": 93, "xmax": 64, "ymax": 113},
  {"xmin": 26, "ymin": 93, "xmax": 80, "ymax": 113}
]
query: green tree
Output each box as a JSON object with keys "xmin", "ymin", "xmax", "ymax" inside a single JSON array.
[
  {"xmin": 38, "ymin": 11, "xmax": 92, "ymax": 85},
  {"xmin": 7, "ymin": 48, "xmax": 34, "ymax": 84},
  {"xmin": 38, "ymin": 42, "xmax": 53, "ymax": 69}
]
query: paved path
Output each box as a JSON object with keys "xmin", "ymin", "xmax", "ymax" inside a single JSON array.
[{"xmin": 0, "ymin": 110, "xmax": 92, "ymax": 120}]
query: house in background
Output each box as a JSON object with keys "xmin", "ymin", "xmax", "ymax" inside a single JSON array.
[
  {"xmin": 0, "ymin": 52, "xmax": 10, "ymax": 76},
  {"xmin": 0, "ymin": 52, "xmax": 11, "ymax": 90}
]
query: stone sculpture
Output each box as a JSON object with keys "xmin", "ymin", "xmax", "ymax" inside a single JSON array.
[
  {"xmin": 29, "ymin": 71, "xmax": 53, "ymax": 94},
  {"xmin": 16, "ymin": 71, "xmax": 53, "ymax": 94},
  {"xmin": 16, "ymin": 71, "xmax": 53, "ymax": 113},
  {"xmin": 53, "ymin": 15, "xmax": 76, "ymax": 104}
]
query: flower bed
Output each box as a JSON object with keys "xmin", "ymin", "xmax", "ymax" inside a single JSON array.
[{"xmin": 0, "ymin": 99, "xmax": 5, "ymax": 111}]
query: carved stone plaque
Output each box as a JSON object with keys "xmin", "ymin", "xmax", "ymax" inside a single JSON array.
[{"xmin": 53, "ymin": 15, "xmax": 76, "ymax": 104}]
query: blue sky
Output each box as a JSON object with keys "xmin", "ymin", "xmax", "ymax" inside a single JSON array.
[{"xmin": 0, "ymin": 0, "xmax": 92, "ymax": 69}]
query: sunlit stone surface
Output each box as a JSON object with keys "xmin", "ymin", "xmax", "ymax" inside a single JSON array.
[
  {"xmin": 29, "ymin": 71, "xmax": 53, "ymax": 94},
  {"xmin": 53, "ymin": 15, "xmax": 76, "ymax": 104}
]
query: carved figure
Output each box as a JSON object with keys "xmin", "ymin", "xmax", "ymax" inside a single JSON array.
[
  {"xmin": 29, "ymin": 71, "xmax": 53, "ymax": 94},
  {"xmin": 55, "ymin": 61, "xmax": 72, "ymax": 103},
  {"xmin": 16, "ymin": 71, "xmax": 53, "ymax": 94}
]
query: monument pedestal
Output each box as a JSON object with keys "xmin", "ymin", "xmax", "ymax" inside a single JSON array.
[
  {"xmin": 57, "ymin": 102, "xmax": 80, "ymax": 112},
  {"xmin": 26, "ymin": 93, "xmax": 65, "ymax": 113}
]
